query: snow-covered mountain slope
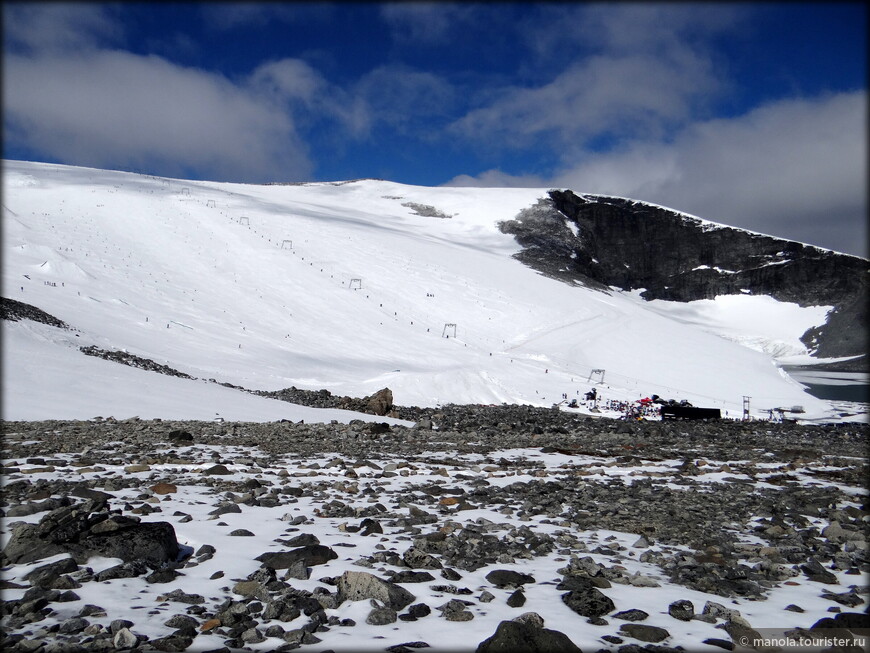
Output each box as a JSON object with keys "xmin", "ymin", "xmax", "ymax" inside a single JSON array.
[{"xmin": 1, "ymin": 160, "xmax": 849, "ymax": 422}]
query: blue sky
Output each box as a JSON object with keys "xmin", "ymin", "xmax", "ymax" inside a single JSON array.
[{"xmin": 3, "ymin": 2, "xmax": 867, "ymax": 256}]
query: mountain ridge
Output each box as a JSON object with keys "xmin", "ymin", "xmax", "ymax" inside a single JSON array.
[
  {"xmin": 499, "ymin": 189, "xmax": 867, "ymax": 364},
  {"xmin": 2, "ymin": 159, "xmax": 864, "ymax": 422}
]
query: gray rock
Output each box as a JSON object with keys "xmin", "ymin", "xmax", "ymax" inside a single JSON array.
[
  {"xmin": 164, "ymin": 614, "xmax": 198, "ymax": 630},
  {"xmin": 702, "ymin": 637, "xmax": 735, "ymax": 650},
  {"xmin": 78, "ymin": 604, "xmax": 107, "ymax": 617},
  {"xmin": 386, "ymin": 642, "xmax": 431, "ymax": 653},
  {"xmin": 113, "ymin": 627, "xmax": 138, "ymax": 649},
  {"xmin": 23, "ymin": 557, "xmax": 79, "ymax": 587},
  {"xmin": 110, "ymin": 619, "xmax": 134, "ymax": 635},
  {"xmin": 194, "ymin": 544, "xmax": 216, "ymax": 557},
  {"xmin": 438, "ymin": 598, "xmax": 474, "ymax": 621},
  {"xmin": 262, "ymin": 598, "xmax": 301, "ymax": 623},
  {"xmin": 801, "ymin": 558, "xmax": 839, "ymax": 584},
  {"xmin": 506, "ymin": 590, "xmax": 526, "ymax": 608},
  {"xmin": 282, "ymin": 533, "xmax": 320, "ymax": 547},
  {"xmin": 149, "ymin": 633, "xmax": 194, "ymax": 651},
  {"xmin": 208, "ymin": 503, "xmax": 241, "ymax": 516},
  {"xmin": 821, "ymin": 589, "xmax": 864, "ymax": 607},
  {"xmin": 441, "ymin": 567, "xmax": 463, "ymax": 581},
  {"xmin": 96, "ymin": 561, "xmax": 149, "ymax": 581},
  {"xmin": 403, "ymin": 603, "xmax": 432, "ymax": 619},
  {"xmin": 284, "ymin": 559, "xmax": 311, "ymax": 580},
  {"xmin": 256, "ymin": 544, "xmax": 337, "ymax": 569},
  {"xmin": 232, "ymin": 580, "xmax": 269, "ymax": 601},
  {"xmin": 485, "ymin": 569, "xmax": 536, "ymax": 588},
  {"xmin": 146, "ymin": 568, "xmax": 182, "ymax": 583},
  {"xmin": 513, "ymin": 612, "xmax": 545, "ymax": 629},
  {"xmin": 168, "ymin": 430, "xmax": 193, "ymax": 443},
  {"xmin": 366, "ymin": 606, "xmax": 397, "ymax": 625},
  {"xmin": 264, "ymin": 624, "xmax": 286, "ymax": 638},
  {"xmin": 161, "ymin": 589, "xmax": 205, "ymax": 605},
  {"xmin": 613, "ymin": 609, "xmax": 649, "ymax": 621},
  {"xmin": 3, "ymin": 502, "xmax": 179, "ymax": 567},
  {"xmin": 337, "ymin": 570, "xmax": 416, "ymax": 610},
  {"xmin": 241, "ymin": 627, "xmax": 265, "ymax": 643},
  {"xmin": 668, "ymin": 599, "xmax": 695, "ymax": 621},
  {"xmin": 391, "ymin": 570, "xmax": 435, "ymax": 583},
  {"xmin": 702, "ymin": 601, "xmax": 741, "ymax": 621},
  {"xmin": 58, "ymin": 617, "xmax": 89, "ymax": 634},
  {"xmin": 561, "ymin": 587, "xmax": 615, "ymax": 619},
  {"xmin": 365, "ymin": 388, "xmax": 393, "ymax": 416},
  {"xmin": 476, "ymin": 619, "xmax": 582, "ymax": 652},
  {"xmin": 618, "ymin": 623, "xmax": 670, "ymax": 642},
  {"xmin": 632, "ymin": 535, "xmax": 651, "ymax": 548},
  {"xmin": 360, "ymin": 518, "xmax": 383, "ymax": 536},
  {"xmin": 403, "ymin": 546, "xmax": 442, "ymax": 569}
]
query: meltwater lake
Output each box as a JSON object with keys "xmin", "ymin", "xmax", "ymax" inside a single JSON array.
[{"xmin": 785, "ymin": 369, "xmax": 870, "ymax": 403}]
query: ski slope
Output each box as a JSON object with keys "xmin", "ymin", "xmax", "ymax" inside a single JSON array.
[{"xmin": 2, "ymin": 160, "xmax": 843, "ymax": 421}]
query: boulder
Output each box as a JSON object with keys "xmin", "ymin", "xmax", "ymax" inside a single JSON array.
[
  {"xmin": 561, "ymin": 586, "xmax": 615, "ymax": 619},
  {"xmin": 506, "ymin": 590, "xmax": 526, "ymax": 608},
  {"xmin": 337, "ymin": 571, "xmax": 416, "ymax": 610},
  {"xmin": 391, "ymin": 570, "xmax": 435, "ymax": 583},
  {"xmin": 476, "ymin": 619, "xmax": 582, "ymax": 652},
  {"xmin": 167, "ymin": 430, "xmax": 193, "ymax": 443},
  {"xmin": 113, "ymin": 627, "xmax": 138, "ymax": 649},
  {"xmin": 402, "ymin": 546, "xmax": 442, "ymax": 569},
  {"xmin": 668, "ymin": 599, "xmax": 694, "ymax": 621},
  {"xmin": 485, "ymin": 569, "xmax": 536, "ymax": 588},
  {"xmin": 613, "ymin": 609, "xmax": 649, "ymax": 622},
  {"xmin": 256, "ymin": 545, "xmax": 337, "ymax": 569},
  {"xmin": 365, "ymin": 388, "xmax": 393, "ymax": 416},
  {"xmin": 618, "ymin": 623, "xmax": 670, "ymax": 643},
  {"xmin": 366, "ymin": 606, "xmax": 397, "ymax": 625},
  {"xmin": 23, "ymin": 557, "xmax": 79, "ymax": 587},
  {"xmin": 203, "ymin": 464, "xmax": 232, "ymax": 475},
  {"xmin": 801, "ymin": 558, "xmax": 839, "ymax": 584},
  {"xmin": 3, "ymin": 501, "xmax": 179, "ymax": 567}
]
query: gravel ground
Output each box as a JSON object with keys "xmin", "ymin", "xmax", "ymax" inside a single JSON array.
[{"xmin": 1, "ymin": 413, "xmax": 867, "ymax": 652}]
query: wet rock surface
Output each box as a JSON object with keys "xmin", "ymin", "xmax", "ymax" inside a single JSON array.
[{"xmin": 1, "ymin": 414, "xmax": 867, "ymax": 652}]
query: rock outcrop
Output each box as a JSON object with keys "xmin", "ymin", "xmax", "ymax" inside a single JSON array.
[
  {"xmin": 498, "ymin": 190, "xmax": 868, "ymax": 364},
  {"xmin": 2, "ymin": 498, "xmax": 180, "ymax": 568}
]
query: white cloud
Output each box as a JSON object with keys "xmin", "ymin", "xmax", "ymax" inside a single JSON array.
[
  {"xmin": 249, "ymin": 58, "xmax": 328, "ymax": 106},
  {"xmin": 3, "ymin": 50, "xmax": 313, "ymax": 182},
  {"xmin": 379, "ymin": 3, "xmax": 478, "ymax": 44},
  {"xmin": 518, "ymin": 3, "xmax": 744, "ymax": 65},
  {"xmin": 2, "ymin": 2, "xmax": 123, "ymax": 53},
  {"xmin": 354, "ymin": 65, "xmax": 456, "ymax": 135},
  {"xmin": 447, "ymin": 3, "xmax": 749, "ymax": 153},
  {"xmin": 200, "ymin": 4, "xmax": 335, "ymax": 31},
  {"xmin": 445, "ymin": 170, "xmax": 546, "ymax": 189},
  {"xmin": 569, "ymin": 3, "xmax": 745, "ymax": 54},
  {"xmin": 450, "ymin": 51, "xmax": 721, "ymax": 148}
]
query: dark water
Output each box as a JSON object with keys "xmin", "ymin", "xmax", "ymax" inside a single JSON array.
[
  {"xmin": 799, "ymin": 382, "xmax": 870, "ymax": 403},
  {"xmin": 781, "ymin": 367, "xmax": 869, "ymax": 404}
]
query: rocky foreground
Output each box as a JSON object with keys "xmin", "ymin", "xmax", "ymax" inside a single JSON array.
[{"xmin": 1, "ymin": 411, "xmax": 868, "ymax": 652}]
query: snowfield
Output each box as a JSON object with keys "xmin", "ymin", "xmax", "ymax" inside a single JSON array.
[{"xmin": 1, "ymin": 159, "xmax": 856, "ymax": 422}]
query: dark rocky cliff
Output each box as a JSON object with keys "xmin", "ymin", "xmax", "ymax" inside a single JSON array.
[{"xmin": 499, "ymin": 190, "xmax": 868, "ymax": 366}]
